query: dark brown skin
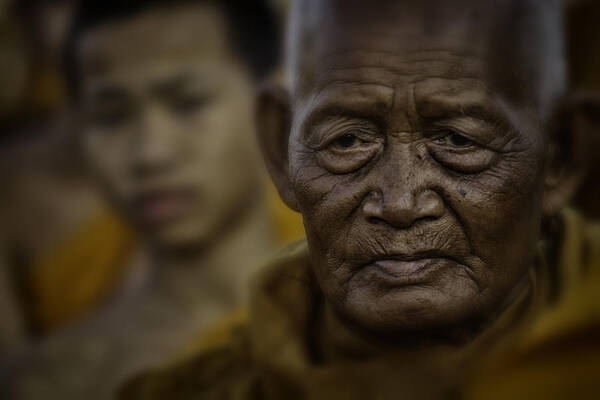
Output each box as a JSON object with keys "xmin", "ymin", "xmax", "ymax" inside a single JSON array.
[{"xmin": 258, "ymin": 0, "xmax": 598, "ymax": 346}]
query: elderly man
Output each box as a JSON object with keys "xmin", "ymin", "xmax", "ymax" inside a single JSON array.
[{"xmin": 121, "ymin": 0, "xmax": 600, "ymax": 398}]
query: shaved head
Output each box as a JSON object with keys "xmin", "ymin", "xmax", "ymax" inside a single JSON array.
[{"xmin": 287, "ymin": 0, "xmax": 566, "ymax": 120}]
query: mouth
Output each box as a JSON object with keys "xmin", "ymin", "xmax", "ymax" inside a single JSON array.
[
  {"xmin": 367, "ymin": 251, "xmax": 458, "ymax": 285},
  {"xmin": 132, "ymin": 187, "xmax": 195, "ymax": 226}
]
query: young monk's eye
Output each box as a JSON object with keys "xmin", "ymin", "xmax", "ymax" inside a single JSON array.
[
  {"xmin": 171, "ymin": 93, "xmax": 212, "ymax": 115},
  {"xmin": 332, "ymin": 133, "xmax": 362, "ymax": 149},
  {"xmin": 91, "ymin": 108, "xmax": 133, "ymax": 129}
]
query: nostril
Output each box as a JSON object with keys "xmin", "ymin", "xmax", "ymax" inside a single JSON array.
[
  {"xmin": 416, "ymin": 215, "xmax": 438, "ymax": 225},
  {"xmin": 418, "ymin": 190, "xmax": 445, "ymax": 219},
  {"xmin": 367, "ymin": 216, "xmax": 384, "ymax": 225},
  {"xmin": 362, "ymin": 191, "xmax": 384, "ymax": 220}
]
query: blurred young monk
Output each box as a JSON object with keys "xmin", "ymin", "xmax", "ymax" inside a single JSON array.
[
  {"xmin": 0, "ymin": 0, "xmax": 132, "ymax": 348},
  {"xmin": 3, "ymin": 1, "xmax": 282, "ymax": 398}
]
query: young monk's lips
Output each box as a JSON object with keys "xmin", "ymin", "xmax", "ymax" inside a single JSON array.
[{"xmin": 133, "ymin": 188, "xmax": 195, "ymax": 225}]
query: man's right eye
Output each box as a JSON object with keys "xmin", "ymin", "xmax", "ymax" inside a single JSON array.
[
  {"xmin": 433, "ymin": 131, "xmax": 475, "ymax": 148},
  {"xmin": 330, "ymin": 133, "xmax": 363, "ymax": 149},
  {"xmin": 318, "ymin": 130, "xmax": 382, "ymax": 174}
]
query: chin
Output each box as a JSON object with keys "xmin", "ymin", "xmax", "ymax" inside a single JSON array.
[
  {"xmin": 149, "ymin": 222, "xmax": 213, "ymax": 252},
  {"xmin": 341, "ymin": 287, "xmax": 483, "ymax": 342}
]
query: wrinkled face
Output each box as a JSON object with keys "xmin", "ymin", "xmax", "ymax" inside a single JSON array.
[
  {"xmin": 78, "ymin": 4, "xmax": 263, "ymax": 249},
  {"xmin": 289, "ymin": 1, "xmax": 552, "ymax": 338}
]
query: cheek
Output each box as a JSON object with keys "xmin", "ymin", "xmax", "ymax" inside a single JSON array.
[
  {"xmin": 199, "ymin": 100, "xmax": 261, "ymax": 177},
  {"xmin": 451, "ymin": 154, "xmax": 545, "ymax": 287},
  {"xmin": 84, "ymin": 129, "xmax": 132, "ymax": 199},
  {"xmin": 292, "ymin": 153, "xmax": 374, "ymax": 294},
  {"xmin": 183, "ymin": 97, "xmax": 263, "ymax": 219},
  {"xmin": 187, "ymin": 89, "xmax": 259, "ymax": 168},
  {"xmin": 294, "ymin": 163, "xmax": 362, "ymax": 244}
]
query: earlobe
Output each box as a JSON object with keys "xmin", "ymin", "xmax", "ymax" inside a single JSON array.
[
  {"xmin": 255, "ymin": 82, "xmax": 299, "ymax": 211},
  {"xmin": 543, "ymin": 92, "xmax": 600, "ymax": 215},
  {"xmin": 542, "ymin": 167, "xmax": 583, "ymax": 216}
]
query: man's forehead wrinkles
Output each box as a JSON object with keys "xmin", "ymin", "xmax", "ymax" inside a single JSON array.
[
  {"xmin": 308, "ymin": 51, "xmax": 486, "ymax": 98},
  {"xmin": 406, "ymin": 83, "xmax": 420, "ymax": 134},
  {"xmin": 314, "ymin": 82, "xmax": 394, "ymax": 102},
  {"xmin": 314, "ymin": 76, "xmax": 394, "ymax": 97},
  {"xmin": 316, "ymin": 50, "xmax": 484, "ymax": 78},
  {"xmin": 413, "ymin": 78, "xmax": 503, "ymax": 119},
  {"xmin": 313, "ymin": 69, "xmax": 483, "ymax": 97},
  {"xmin": 316, "ymin": 62, "xmax": 481, "ymax": 82},
  {"xmin": 317, "ymin": 48, "xmax": 485, "ymax": 68},
  {"xmin": 298, "ymin": 83, "xmax": 394, "ymax": 131},
  {"xmin": 414, "ymin": 78, "xmax": 491, "ymax": 103}
]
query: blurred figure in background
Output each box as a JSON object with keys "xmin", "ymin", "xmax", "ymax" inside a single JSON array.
[
  {"xmin": 567, "ymin": 0, "xmax": 600, "ymax": 218},
  {"xmin": 3, "ymin": 0, "xmax": 281, "ymax": 398},
  {"xmin": 0, "ymin": 0, "xmax": 135, "ymax": 351}
]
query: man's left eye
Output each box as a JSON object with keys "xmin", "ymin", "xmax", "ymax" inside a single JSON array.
[
  {"xmin": 434, "ymin": 132, "xmax": 475, "ymax": 148},
  {"xmin": 331, "ymin": 133, "xmax": 363, "ymax": 149},
  {"xmin": 428, "ymin": 129, "xmax": 496, "ymax": 173}
]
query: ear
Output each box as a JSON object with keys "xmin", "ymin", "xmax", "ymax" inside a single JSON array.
[
  {"xmin": 543, "ymin": 92, "xmax": 600, "ymax": 215},
  {"xmin": 255, "ymin": 82, "xmax": 299, "ymax": 211}
]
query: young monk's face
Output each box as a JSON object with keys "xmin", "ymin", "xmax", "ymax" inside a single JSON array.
[
  {"xmin": 78, "ymin": 4, "xmax": 263, "ymax": 249},
  {"xmin": 285, "ymin": 0, "xmax": 561, "ymax": 339}
]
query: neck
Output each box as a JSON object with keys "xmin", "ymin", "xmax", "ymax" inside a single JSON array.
[{"xmin": 144, "ymin": 200, "xmax": 275, "ymax": 316}]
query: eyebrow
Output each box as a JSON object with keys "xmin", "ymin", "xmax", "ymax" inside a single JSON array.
[
  {"xmin": 150, "ymin": 73, "xmax": 198, "ymax": 97},
  {"xmin": 300, "ymin": 83, "xmax": 395, "ymax": 133},
  {"xmin": 83, "ymin": 71, "xmax": 206, "ymax": 104},
  {"xmin": 415, "ymin": 91, "xmax": 517, "ymax": 133}
]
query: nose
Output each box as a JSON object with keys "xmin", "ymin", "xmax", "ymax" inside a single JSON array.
[
  {"xmin": 363, "ymin": 187, "xmax": 444, "ymax": 229},
  {"xmin": 132, "ymin": 105, "xmax": 178, "ymax": 176}
]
